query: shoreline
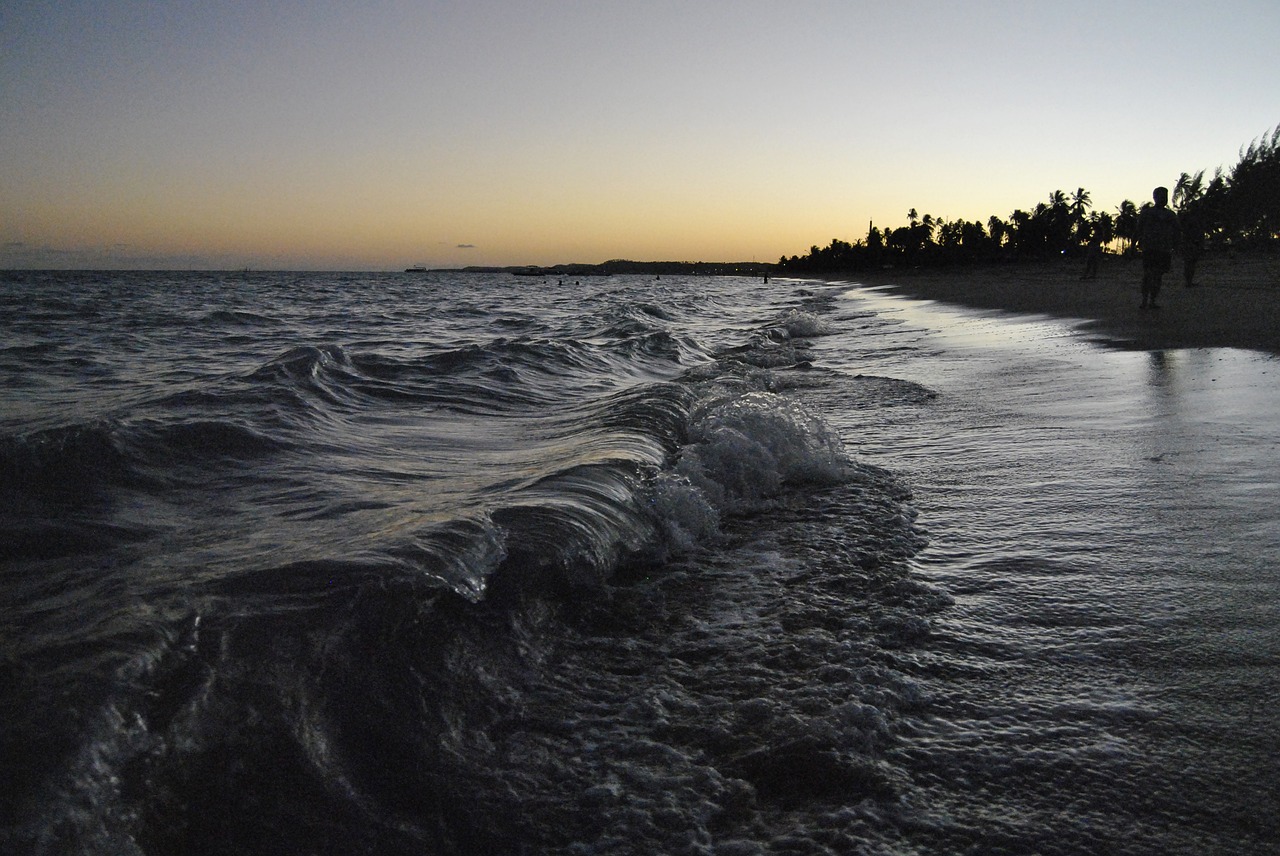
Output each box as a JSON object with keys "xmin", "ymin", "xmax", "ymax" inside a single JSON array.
[{"xmin": 823, "ymin": 254, "xmax": 1280, "ymax": 355}]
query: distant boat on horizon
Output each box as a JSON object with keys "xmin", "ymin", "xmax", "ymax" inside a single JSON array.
[{"xmin": 405, "ymin": 265, "xmax": 429, "ymax": 272}]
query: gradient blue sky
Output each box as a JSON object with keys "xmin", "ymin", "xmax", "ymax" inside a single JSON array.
[{"xmin": 2, "ymin": 1, "xmax": 1278, "ymax": 269}]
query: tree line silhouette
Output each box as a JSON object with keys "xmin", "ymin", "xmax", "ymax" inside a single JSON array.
[{"xmin": 778, "ymin": 124, "xmax": 1280, "ymax": 273}]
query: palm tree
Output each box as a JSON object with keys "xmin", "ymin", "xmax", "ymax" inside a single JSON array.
[
  {"xmin": 1088, "ymin": 210, "xmax": 1115, "ymax": 246},
  {"xmin": 988, "ymin": 215, "xmax": 1007, "ymax": 248},
  {"xmin": 1008, "ymin": 209, "xmax": 1032, "ymax": 255},
  {"xmin": 1070, "ymin": 187, "xmax": 1092, "ymax": 245},
  {"xmin": 1173, "ymin": 171, "xmax": 1205, "ymax": 212},
  {"xmin": 1114, "ymin": 200, "xmax": 1140, "ymax": 253}
]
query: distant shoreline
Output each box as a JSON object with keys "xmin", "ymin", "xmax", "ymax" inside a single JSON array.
[
  {"xmin": 821, "ymin": 253, "xmax": 1280, "ymax": 355},
  {"xmin": 408, "ymin": 260, "xmax": 776, "ymax": 277}
]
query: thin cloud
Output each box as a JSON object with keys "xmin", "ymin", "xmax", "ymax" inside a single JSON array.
[{"xmin": 456, "ymin": 244, "xmax": 476, "ymax": 249}]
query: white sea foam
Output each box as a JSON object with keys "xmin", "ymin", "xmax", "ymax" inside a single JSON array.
[
  {"xmin": 675, "ymin": 391, "xmax": 850, "ymax": 513},
  {"xmin": 778, "ymin": 308, "xmax": 833, "ymax": 338}
]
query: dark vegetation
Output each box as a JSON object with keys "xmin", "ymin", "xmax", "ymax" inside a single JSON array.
[{"xmin": 778, "ymin": 124, "xmax": 1280, "ymax": 274}]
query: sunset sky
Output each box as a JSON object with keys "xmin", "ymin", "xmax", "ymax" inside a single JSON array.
[{"xmin": 3, "ymin": 1, "xmax": 1278, "ymax": 270}]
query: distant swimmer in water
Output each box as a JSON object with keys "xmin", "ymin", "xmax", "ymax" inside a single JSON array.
[{"xmin": 1136, "ymin": 186, "xmax": 1179, "ymax": 309}]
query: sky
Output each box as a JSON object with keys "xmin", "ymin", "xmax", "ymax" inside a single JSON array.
[{"xmin": 2, "ymin": 1, "xmax": 1278, "ymax": 270}]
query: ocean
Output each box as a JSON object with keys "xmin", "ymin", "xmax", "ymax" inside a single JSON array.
[{"xmin": 1, "ymin": 269, "xmax": 1276, "ymax": 855}]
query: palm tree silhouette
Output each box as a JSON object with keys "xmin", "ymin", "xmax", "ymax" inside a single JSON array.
[
  {"xmin": 1173, "ymin": 171, "xmax": 1205, "ymax": 211},
  {"xmin": 1070, "ymin": 187, "xmax": 1092, "ymax": 244},
  {"xmin": 988, "ymin": 215, "xmax": 1008, "ymax": 249},
  {"xmin": 1114, "ymin": 200, "xmax": 1140, "ymax": 253},
  {"xmin": 1088, "ymin": 210, "xmax": 1115, "ymax": 245}
]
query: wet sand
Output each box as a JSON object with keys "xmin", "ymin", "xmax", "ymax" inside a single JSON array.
[{"xmin": 846, "ymin": 254, "xmax": 1280, "ymax": 355}]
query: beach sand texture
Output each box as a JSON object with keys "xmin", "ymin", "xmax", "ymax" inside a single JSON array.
[{"xmin": 855, "ymin": 254, "xmax": 1280, "ymax": 354}]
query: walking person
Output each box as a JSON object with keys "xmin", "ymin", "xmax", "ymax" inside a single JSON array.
[{"xmin": 1136, "ymin": 186, "xmax": 1179, "ymax": 309}]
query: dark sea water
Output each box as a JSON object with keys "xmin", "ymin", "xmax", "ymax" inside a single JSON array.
[{"xmin": 1, "ymin": 270, "xmax": 1276, "ymax": 855}]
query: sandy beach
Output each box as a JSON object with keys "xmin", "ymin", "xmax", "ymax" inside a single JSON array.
[{"xmin": 845, "ymin": 253, "xmax": 1280, "ymax": 355}]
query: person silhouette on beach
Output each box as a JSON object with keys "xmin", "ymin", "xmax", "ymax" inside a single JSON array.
[
  {"xmin": 1081, "ymin": 236, "xmax": 1102, "ymax": 280},
  {"xmin": 1136, "ymin": 186, "xmax": 1179, "ymax": 309}
]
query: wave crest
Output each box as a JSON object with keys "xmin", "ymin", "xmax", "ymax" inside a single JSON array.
[{"xmin": 675, "ymin": 392, "xmax": 850, "ymax": 513}]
